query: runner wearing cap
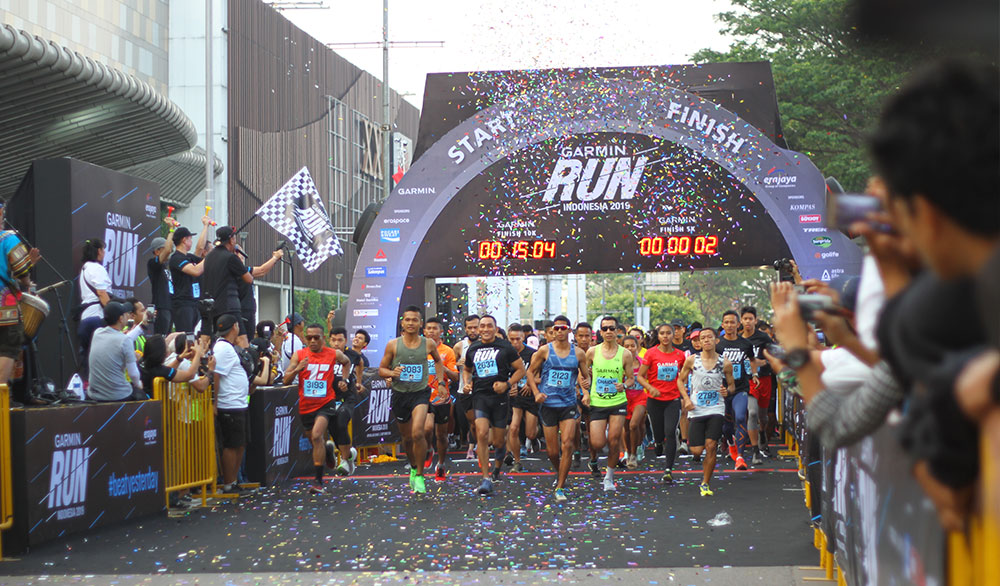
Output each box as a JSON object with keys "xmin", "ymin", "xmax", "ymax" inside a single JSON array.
[
  {"xmin": 203, "ymin": 226, "xmax": 253, "ymax": 347},
  {"xmin": 168, "ymin": 215, "xmax": 211, "ymax": 333},
  {"xmin": 279, "ymin": 313, "xmax": 306, "ymax": 374}
]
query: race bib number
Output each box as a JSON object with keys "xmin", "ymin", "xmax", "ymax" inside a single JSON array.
[
  {"xmin": 657, "ymin": 363, "xmax": 678, "ymax": 381},
  {"xmin": 427, "ymin": 359, "xmax": 436, "ymax": 375},
  {"xmin": 400, "ymin": 363, "xmax": 423, "ymax": 382},
  {"xmin": 546, "ymin": 369, "xmax": 571, "ymax": 388},
  {"xmin": 733, "ymin": 363, "xmax": 742, "ymax": 379},
  {"xmin": 303, "ymin": 379, "xmax": 327, "ymax": 398},
  {"xmin": 475, "ymin": 359, "xmax": 498, "ymax": 377},
  {"xmin": 695, "ymin": 390, "xmax": 720, "ymax": 407},
  {"xmin": 595, "ymin": 377, "xmax": 618, "ymax": 397},
  {"xmin": 191, "ymin": 282, "xmax": 200, "ymax": 298}
]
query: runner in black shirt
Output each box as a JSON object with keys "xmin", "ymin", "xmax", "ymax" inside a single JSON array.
[
  {"xmin": 741, "ymin": 306, "xmax": 775, "ymax": 463},
  {"xmin": 715, "ymin": 310, "xmax": 757, "ymax": 471},
  {"xmin": 462, "ymin": 314, "xmax": 525, "ymax": 495},
  {"xmin": 146, "ymin": 236, "xmax": 174, "ymax": 335},
  {"xmin": 505, "ymin": 324, "xmax": 538, "ymax": 472}
]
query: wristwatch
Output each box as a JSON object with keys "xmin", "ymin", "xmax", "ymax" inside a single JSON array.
[{"xmin": 783, "ymin": 348, "xmax": 811, "ymax": 371}]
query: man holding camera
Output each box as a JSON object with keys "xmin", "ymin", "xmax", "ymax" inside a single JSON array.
[{"xmin": 213, "ymin": 314, "xmax": 253, "ymax": 495}]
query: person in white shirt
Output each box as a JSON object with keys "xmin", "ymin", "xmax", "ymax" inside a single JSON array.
[
  {"xmin": 77, "ymin": 238, "xmax": 112, "ymax": 380},
  {"xmin": 278, "ymin": 312, "xmax": 306, "ymax": 375},
  {"xmin": 213, "ymin": 314, "xmax": 252, "ymax": 493}
]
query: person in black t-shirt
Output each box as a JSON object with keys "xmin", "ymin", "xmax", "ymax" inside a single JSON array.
[
  {"xmin": 741, "ymin": 306, "xmax": 776, "ymax": 462},
  {"xmin": 168, "ymin": 217, "xmax": 211, "ymax": 333},
  {"xmin": 146, "ymin": 237, "xmax": 174, "ymax": 335},
  {"xmin": 203, "ymin": 226, "xmax": 253, "ymax": 347},
  {"xmin": 462, "ymin": 314, "xmax": 525, "ymax": 495},
  {"xmin": 716, "ymin": 310, "xmax": 757, "ymax": 470},
  {"xmin": 235, "ymin": 245, "xmax": 282, "ymax": 340},
  {"xmin": 506, "ymin": 323, "xmax": 538, "ymax": 472}
]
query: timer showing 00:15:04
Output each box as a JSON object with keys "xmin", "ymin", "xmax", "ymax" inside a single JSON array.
[
  {"xmin": 639, "ymin": 235, "xmax": 719, "ymax": 256},
  {"xmin": 477, "ymin": 240, "xmax": 557, "ymax": 260}
]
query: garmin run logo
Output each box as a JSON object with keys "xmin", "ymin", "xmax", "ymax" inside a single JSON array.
[
  {"xmin": 273, "ymin": 406, "xmax": 291, "ymax": 465},
  {"xmin": 542, "ymin": 145, "xmax": 647, "ymax": 211},
  {"xmin": 104, "ymin": 213, "xmax": 138, "ymax": 293},
  {"xmin": 366, "ymin": 386, "xmax": 392, "ymax": 434},
  {"xmin": 48, "ymin": 433, "xmax": 92, "ymax": 519}
]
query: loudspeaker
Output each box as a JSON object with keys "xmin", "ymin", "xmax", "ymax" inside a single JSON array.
[
  {"xmin": 435, "ymin": 283, "xmax": 468, "ymax": 346},
  {"xmin": 352, "ymin": 201, "xmax": 383, "ymax": 247}
]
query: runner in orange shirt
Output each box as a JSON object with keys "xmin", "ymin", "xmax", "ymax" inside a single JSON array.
[{"xmin": 423, "ymin": 316, "xmax": 457, "ymax": 480}]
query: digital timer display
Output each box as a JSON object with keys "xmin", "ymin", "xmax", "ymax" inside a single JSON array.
[
  {"xmin": 477, "ymin": 240, "xmax": 557, "ymax": 260},
  {"xmin": 638, "ymin": 235, "xmax": 719, "ymax": 256}
]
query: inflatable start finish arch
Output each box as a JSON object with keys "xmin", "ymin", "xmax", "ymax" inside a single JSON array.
[{"xmin": 345, "ymin": 63, "xmax": 861, "ymax": 356}]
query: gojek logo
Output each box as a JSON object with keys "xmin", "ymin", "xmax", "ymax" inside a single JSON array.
[
  {"xmin": 273, "ymin": 406, "xmax": 291, "ymax": 465},
  {"xmin": 541, "ymin": 145, "xmax": 647, "ymax": 210},
  {"xmin": 763, "ymin": 167, "xmax": 797, "ymax": 188},
  {"xmin": 48, "ymin": 433, "xmax": 92, "ymax": 519}
]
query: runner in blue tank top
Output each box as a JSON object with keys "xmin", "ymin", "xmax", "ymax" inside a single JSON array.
[{"xmin": 526, "ymin": 314, "xmax": 590, "ymax": 502}]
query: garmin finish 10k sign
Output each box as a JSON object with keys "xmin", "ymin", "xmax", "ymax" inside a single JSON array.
[{"xmin": 346, "ymin": 64, "xmax": 862, "ymax": 356}]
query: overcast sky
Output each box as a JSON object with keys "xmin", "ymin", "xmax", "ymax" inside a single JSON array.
[{"xmin": 281, "ymin": 0, "xmax": 736, "ymax": 108}]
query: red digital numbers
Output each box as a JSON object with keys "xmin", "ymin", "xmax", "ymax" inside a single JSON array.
[
  {"xmin": 477, "ymin": 241, "xmax": 557, "ymax": 260},
  {"xmin": 638, "ymin": 235, "xmax": 718, "ymax": 256}
]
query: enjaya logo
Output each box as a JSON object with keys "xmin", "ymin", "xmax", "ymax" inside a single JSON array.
[
  {"xmin": 763, "ymin": 167, "xmax": 797, "ymax": 188},
  {"xmin": 812, "ymin": 236, "xmax": 833, "ymax": 248}
]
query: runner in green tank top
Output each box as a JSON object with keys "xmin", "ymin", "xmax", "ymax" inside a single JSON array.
[
  {"xmin": 378, "ymin": 305, "xmax": 445, "ymax": 495},
  {"xmin": 584, "ymin": 316, "xmax": 635, "ymax": 492}
]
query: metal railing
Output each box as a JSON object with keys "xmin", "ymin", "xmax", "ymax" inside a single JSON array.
[
  {"xmin": 153, "ymin": 378, "xmax": 219, "ymax": 507},
  {"xmin": 0, "ymin": 384, "xmax": 12, "ymax": 556}
]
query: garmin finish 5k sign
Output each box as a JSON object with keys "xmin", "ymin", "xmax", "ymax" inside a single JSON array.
[{"xmin": 345, "ymin": 63, "xmax": 862, "ymax": 358}]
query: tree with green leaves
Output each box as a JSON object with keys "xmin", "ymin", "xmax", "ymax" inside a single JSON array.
[{"xmin": 692, "ymin": 0, "xmax": 929, "ymax": 191}]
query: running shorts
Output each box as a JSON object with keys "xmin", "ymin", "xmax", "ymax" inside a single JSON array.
[
  {"xmin": 472, "ymin": 391, "xmax": 509, "ymax": 428},
  {"xmin": 390, "ymin": 388, "xmax": 431, "ymax": 423},
  {"xmin": 688, "ymin": 414, "xmax": 725, "ymax": 447},
  {"xmin": 539, "ymin": 404, "xmax": 580, "ymax": 427}
]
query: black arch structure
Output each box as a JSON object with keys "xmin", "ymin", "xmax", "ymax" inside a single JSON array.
[{"xmin": 345, "ymin": 64, "xmax": 861, "ymax": 356}]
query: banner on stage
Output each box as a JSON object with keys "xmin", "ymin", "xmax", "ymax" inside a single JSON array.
[
  {"xmin": 353, "ymin": 368, "xmax": 400, "ymax": 446},
  {"xmin": 256, "ymin": 166, "xmax": 344, "ymax": 272}
]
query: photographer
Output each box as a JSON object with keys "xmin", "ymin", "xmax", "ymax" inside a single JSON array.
[{"xmin": 770, "ymin": 59, "xmax": 998, "ymax": 531}]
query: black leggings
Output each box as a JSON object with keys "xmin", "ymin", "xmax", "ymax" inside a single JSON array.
[{"xmin": 647, "ymin": 398, "xmax": 681, "ymax": 470}]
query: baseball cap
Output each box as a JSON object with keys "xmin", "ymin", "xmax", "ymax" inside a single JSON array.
[
  {"xmin": 687, "ymin": 329, "xmax": 702, "ymax": 340},
  {"xmin": 671, "ymin": 319, "xmax": 686, "ymax": 328},
  {"xmin": 172, "ymin": 227, "xmax": 193, "ymax": 244},
  {"xmin": 150, "ymin": 237, "xmax": 167, "ymax": 252},
  {"xmin": 216, "ymin": 225, "xmax": 236, "ymax": 242},
  {"xmin": 287, "ymin": 312, "xmax": 305, "ymax": 327},
  {"xmin": 103, "ymin": 301, "xmax": 128, "ymax": 326},
  {"xmin": 216, "ymin": 313, "xmax": 239, "ymax": 334}
]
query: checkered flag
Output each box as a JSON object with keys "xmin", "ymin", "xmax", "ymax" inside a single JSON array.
[{"xmin": 256, "ymin": 166, "xmax": 344, "ymax": 272}]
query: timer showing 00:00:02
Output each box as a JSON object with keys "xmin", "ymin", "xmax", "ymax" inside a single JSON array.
[
  {"xmin": 477, "ymin": 240, "xmax": 557, "ymax": 260},
  {"xmin": 639, "ymin": 235, "xmax": 719, "ymax": 256}
]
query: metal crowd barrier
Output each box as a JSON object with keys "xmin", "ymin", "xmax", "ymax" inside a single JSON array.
[
  {"xmin": 0, "ymin": 384, "xmax": 12, "ymax": 556},
  {"xmin": 153, "ymin": 378, "xmax": 217, "ymax": 507},
  {"xmin": 948, "ymin": 423, "xmax": 1000, "ymax": 586}
]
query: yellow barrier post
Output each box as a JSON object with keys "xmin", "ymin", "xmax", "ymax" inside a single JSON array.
[{"xmin": 0, "ymin": 384, "xmax": 12, "ymax": 557}]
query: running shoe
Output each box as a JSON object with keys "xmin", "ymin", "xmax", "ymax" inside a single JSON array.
[
  {"xmin": 324, "ymin": 440, "xmax": 337, "ymax": 469},
  {"xmin": 616, "ymin": 456, "xmax": 628, "ymax": 470},
  {"xmin": 465, "ymin": 445, "xmax": 476, "ymax": 460},
  {"xmin": 751, "ymin": 450, "xmax": 763, "ymax": 466},
  {"xmin": 627, "ymin": 455, "xmax": 638, "ymax": 469},
  {"xmin": 554, "ymin": 488, "xmax": 568, "ymax": 502},
  {"xmin": 491, "ymin": 464, "xmax": 502, "ymax": 482},
  {"xmin": 699, "ymin": 483, "xmax": 714, "ymax": 497},
  {"xmin": 728, "ymin": 444, "xmax": 740, "ymax": 461},
  {"xmin": 572, "ymin": 451, "xmax": 582, "ymax": 469},
  {"xmin": 308, "ymin": 482, "xmax": 326, "ymax": 495},
  {"xmin": 603, "ymin": 475, "xmax": 616, "ymax": 492},
  {"xmin": 735, "ymin": 456, "xmax": 748, "ymax": 471},
  {"xmin": 510, "ymin": 462, "xmax": 524, "ymax": 473},
  {"xmin": 692, "ymin": 453, "xmax": 703, "ymax": 465},
  {"xmin": 588, "ymin": 460, "xmax": 601, "ymax": 478},
  {"xmin": 678, "ymin": 441, "xmax": 690, "ymax": 456},
  {"xmin": 504, "ymin": 451, "xmax": 515, "ymax": 466},
  {"xmin": 434, "ymin": 466, "xmax": 447, "ymax": 481},
  {"xmin": 636, "ymin": 443, "xmax": 645, "ymax": 462},
  {"xmin": 760, "ymin": 444, "xmax": 771, "ymax": 458},
  {"xmin": 424, "ymin": 449, "xmax": 434, "ymax": 470},
  {"xmin": 520, "ymin": 446, "xmax": 528, "ymax": 458},
  {"xmin": 409, "ymin": 468, "xmax": 417, "ymax": 491},
  {"xmin": 654, "ymin": 443, "xmax": 663, "ymax": 457},
  {"xmin": 477, "ymin": 478, "xmax": 494, "ymax": 496},
  {"xmin": 336, "ymin": 460, "xmax": 351, "ymax": 476},
  {"xmin": 412, "ymin": 474, "xmax": 426, "ymax": 494},
  {"xmin": 661, "ymin": 470, "xmax": 674, "ymax": 484}
]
